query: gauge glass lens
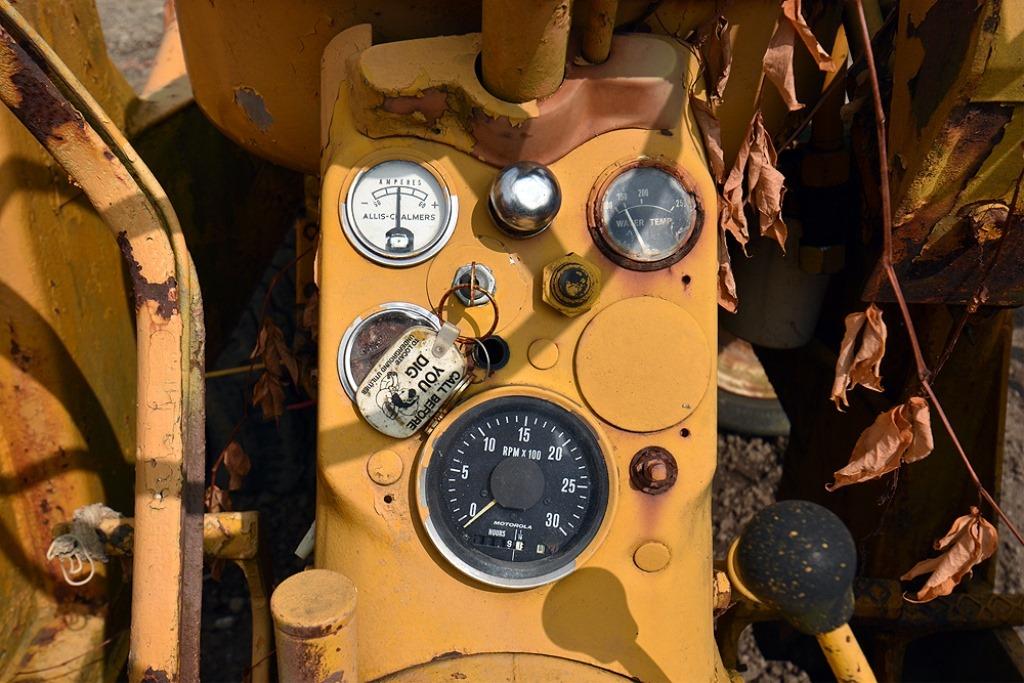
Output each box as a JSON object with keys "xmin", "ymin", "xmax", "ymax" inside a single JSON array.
[
  {"xmin": 423, "ymin": 396, "xmax": 608, "ymax": 586},
  {"xmin": 338, "ymin": 303, "xmax": 438, "ymax": 398},
  {"xmin": 600, "ymin": 166, "xmax": 697, "ymax": 263},
  {"xmin": 346, "ymin": 160, "xmax": 451, "ymax": 259}
]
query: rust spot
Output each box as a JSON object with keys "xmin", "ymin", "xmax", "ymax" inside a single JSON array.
[
  {"xmin": 0, "ymin": 27, "xmax": 86, "ymax": 144},
  {"xmin": 867, "ymin": 103, "xmax": 1019, "ymax": 304},
  {"xmin": 30, "ymin": 626, "xmax": 58, "ymax": 647},
  {"xmin": 431, "ymin": 650, "xmax": 464, "ymax": 662},
  {"xmin": 451, "ymin": 674, "xmax": 468, "ymax": 680},
  {"xmin": 116, "ymin": 231, "xmax": 179, "ymax": 319},
  {"xmin": 382, "ymin": 88, "xmax": 448, "ymax": 127},
  {"xmin": 8, "ymin": 324, "xmax": 31, "ymax": 371},
  {"xmin": 141, "ymin": 667, "xmax": 171, "ymax": 683},
  {"xmin": 233, "ymin": 86, "xmax": 274, "ymax": 132},
  {"xmin": 323, "ymin": 672, "xmax": 345, "ymax": 683}
]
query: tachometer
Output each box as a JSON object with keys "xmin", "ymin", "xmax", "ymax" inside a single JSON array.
[
  {"xmin": 341, "ymin": 158, "xmax": 458, "ymax": 266},
  {"xmin": 417, "ymin": 393, "xmax": 610, "ymax": 588},
  {"xmin": 589, "ymin": 158, "xmax": 702, "ymax": 271}
]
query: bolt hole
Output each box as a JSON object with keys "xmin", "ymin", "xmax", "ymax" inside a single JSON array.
[
  {"xmin": 383, "ymin": 494, "xmax": 394, "ymax": 504},
  {"xmin": 473, "ymin": 335, "xmax": 511, "ymax": 371},
  {"xmin": 682, "ymin": 274, "xmax": 692, "ymax": 286},
  {"xmin": 680, "ymin": 428, "xmax": 691, "ymax": 438}
]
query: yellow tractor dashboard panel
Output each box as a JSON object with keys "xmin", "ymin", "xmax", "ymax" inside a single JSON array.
[{"xmin": 318, "ymin": 31, "xmax": 724, "ymax": 682}]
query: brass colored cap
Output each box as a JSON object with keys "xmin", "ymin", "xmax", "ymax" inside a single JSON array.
[
  {"xmin": 542, "ymin": 253, "xmax": 601, "ymax": 317},
  {"xmin": 271, "ymin": 568, "xmax": 357, "ymax": 638}
]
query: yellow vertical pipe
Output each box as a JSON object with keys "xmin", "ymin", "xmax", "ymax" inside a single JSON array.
[
  {"xmin": 271, "ymin": 569, "xmax": 359, "ymax": 682},
  {"xmin": 582, "ymin": 0, "xmax": 618, "ymax": 64},
  {"xmin": 816, "ymin": 624, "xmax": 878, "ymax": 683},
  {"xmin": 481, "ymin": 0, "xmax": 572, "ymax": 102}
]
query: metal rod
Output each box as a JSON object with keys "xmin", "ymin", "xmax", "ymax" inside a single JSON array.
[
  {"xmin": 582, "ymin": 0, "xmax": 618, "ymax": 64},
  {"xmin": 481, "ymin": 0, "xmax": 573, "ymax": 102}
]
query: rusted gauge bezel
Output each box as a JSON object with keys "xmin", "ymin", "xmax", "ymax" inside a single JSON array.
[{"xmin": 587, "ymin": 156, "xmax": 705, "ymax": 272}]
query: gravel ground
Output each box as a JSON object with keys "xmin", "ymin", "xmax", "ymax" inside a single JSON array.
[{"xmin": 92, "ymin": 4, "xmax": 1024, "ymax": 681}]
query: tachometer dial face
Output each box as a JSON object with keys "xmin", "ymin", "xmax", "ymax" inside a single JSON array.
[
  {"xmin": 419, "ymin": 395, "xmax": 609, "ymax": 588},
  {"xmin": 590, "ymin": 160, "xmax": 701, "ymax": 270},
  {"xmin": 342, "ymin": 159, "xmax": 457, "ymax": 266}
]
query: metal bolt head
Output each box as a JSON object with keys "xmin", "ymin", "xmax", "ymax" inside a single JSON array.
[
  {"xmin": 644, "ymin": 461, "xmax": 668, "ymax": 482},
  {"xmin": 542, "ymin": 253, "xmax": 601, "ymax": 317},
  {"xmin": 629, "ymin": 447, "xmax": 678, "ymax": 495},
  {"xmin": 488, "ymin": 161, "xmax": 561, "ymax": 238}
]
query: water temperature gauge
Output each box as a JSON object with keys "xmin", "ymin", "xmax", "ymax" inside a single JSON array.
[
  {"xmin": 342, "ymin": 158, "xmax": 458, "ymax": 266},
  {"xmin": 417, "ymin": 392, "xmax": 611, "ymax": 588},
  {"xmin": 589, "ymin": 158, "xmax": 702, "ymax": 270}
]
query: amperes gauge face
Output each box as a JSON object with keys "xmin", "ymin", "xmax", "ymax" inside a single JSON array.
[
  {"xmin": 419, "ymin": 395, "xmax": 609, "ymax": 588},
  {"xmin": 342, "ymin": 159, "xmax": 458, "ymax": 266}
]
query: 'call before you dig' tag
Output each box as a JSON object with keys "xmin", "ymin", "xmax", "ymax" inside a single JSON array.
[{"xmin": 356, "ymin": 326, "xmax": 468, "ymax": 438}]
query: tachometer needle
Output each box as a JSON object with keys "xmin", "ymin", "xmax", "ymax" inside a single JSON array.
[{"xmin": 463, "ymin": 499, "xmax": 497, "ymax": 528}]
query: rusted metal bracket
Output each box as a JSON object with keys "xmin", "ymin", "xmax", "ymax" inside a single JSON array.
[
  {"xmin": 862, "ymin": 0, "xmax": 1024, "ymax": 305},
  {"xmin": 0, "ymin": 3, "xmax": 205, "ymax": 681},
  {"xmin": 96, "ymin": 512, "xmax": 272, "ymax": 683}
]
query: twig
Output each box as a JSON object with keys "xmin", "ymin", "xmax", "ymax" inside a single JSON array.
[
  {"xmin": 207, "ymin": 241, "xmax": 317, "ymax": 500},
  {"xmin": 206, "ymin": 363, "xmax": 266, "ymax": 379},
  {"xmin": 13, "ymin": 634, "xmax": 119, "ymax": 677},
  {"xmin": 852, "ymin": 0, "xmax": 1024, "ymax": 548},
  {"xmin": 775, "ymin": 8, "xmax": 897, "ymax": 152},
  {"xmin": 931, "ymin": 166, "xmax": 1024, "ymax": 378}
]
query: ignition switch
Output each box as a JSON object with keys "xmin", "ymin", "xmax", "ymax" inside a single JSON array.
[{"xmin": 451, "ymin": 263, "xmax": 497, "ymax": 307}]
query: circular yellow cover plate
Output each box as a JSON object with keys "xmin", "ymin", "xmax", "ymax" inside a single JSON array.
[{"xmin": 576, "ymin": 297, "xmax": 710, "ymax": 432}]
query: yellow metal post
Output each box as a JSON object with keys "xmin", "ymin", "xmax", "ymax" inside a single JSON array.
[
  {"xmin": 271, "ymin": 569, "xmax": 359, "ymax": 683},
  {"xmin": 582, "ymin": 0, "xmax": 618, "ymax": 64},
  {"xmin": 481, "ymin": 0, "xmax": 572, "ymax": 102},
  {"xmin": 0, "ymin": 4, "xmax": 205, "ymax": 679}
]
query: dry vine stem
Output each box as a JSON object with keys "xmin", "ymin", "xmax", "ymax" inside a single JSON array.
[{"xmin": 851, "ymin": 0, "xmax": 1024, "ymax": 548}]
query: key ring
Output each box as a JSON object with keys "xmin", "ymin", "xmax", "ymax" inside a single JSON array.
[{"xmin": 434, "ymin": 283, "xmax": 500, "ymax": 343}]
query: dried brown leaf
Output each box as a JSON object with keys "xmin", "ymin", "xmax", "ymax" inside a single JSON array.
[
  {"xmin": 697, "ymin": 14, "xmax": 733, "ymax": 106},
  {"xmin": 900, "ymin": 507, "xmax": 998, "ymax": 602},
  {"xmin": 826, "ymin": 397, "xmax": 933, "ymax": 491},
  {"xmin": 746, "ymin": 112, "xmax": 788, "ymax": 250},
  {"xmin": 721, "ymin": 119, "xmax": 752, "ymax": 249},
  {"xmin": 301, "ymin": 290, "xmax": 319, "ymax": 340},
  {"xmin": 781, "ymin": 0, "xmax": 836, "ymax": 72},
  {"xmin": 222, "ymin": 441, "xmax": 251, "ymax": 491},
  {"xmin": 690, "ymin": 95, "xmax": 725, "ymax": 184},
  {"xmin": 252, "ymin": 319, "xmax": 299, "ymax": 386},
  {"xmin": 763, "ymin": 18, "xmax": 804, "ymax": 112},
  {"xmin": 831, "ymin": 303, "xmax": 888, "ymax": 410},
  {"xmin": 205, "ymin": 484, "xmax": 231, "ymax": 514},
  {"xmin": 252, "ymin": 371, "xmax": 285, "ymax": 421},
  {"xmin": 717, "ymin": 225, "xmax": 738, "ymax": 312}
]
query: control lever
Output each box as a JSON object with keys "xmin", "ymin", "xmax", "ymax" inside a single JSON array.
[{"xmin": 726, "ymin": 500, "xmax": 877, "ymax": 683}]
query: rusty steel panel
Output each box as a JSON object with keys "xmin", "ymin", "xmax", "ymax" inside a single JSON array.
[{"xmin": 865, "ymin": 0, "xmax": 1024, "ymax": 305}]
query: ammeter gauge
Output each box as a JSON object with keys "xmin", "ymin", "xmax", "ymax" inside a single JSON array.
[
  {"xmin": 418, "ymin": 393, "xmax": 610, "ymax": 588},
  {"xmin": 341, "ymin": 159, "xmax": 458, "ymax": 266},
  {"xmin": 589, "ymin": 159, "xmax": 702, "ymax": 271},
  {"xmin": 337, "ymin": 302, "xmax": 439, "ymax": 399}
]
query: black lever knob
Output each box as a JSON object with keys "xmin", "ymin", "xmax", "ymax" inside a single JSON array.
[{"xmin": 730, "ymin": 500, "xmax": 856, "ymax": 635}]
